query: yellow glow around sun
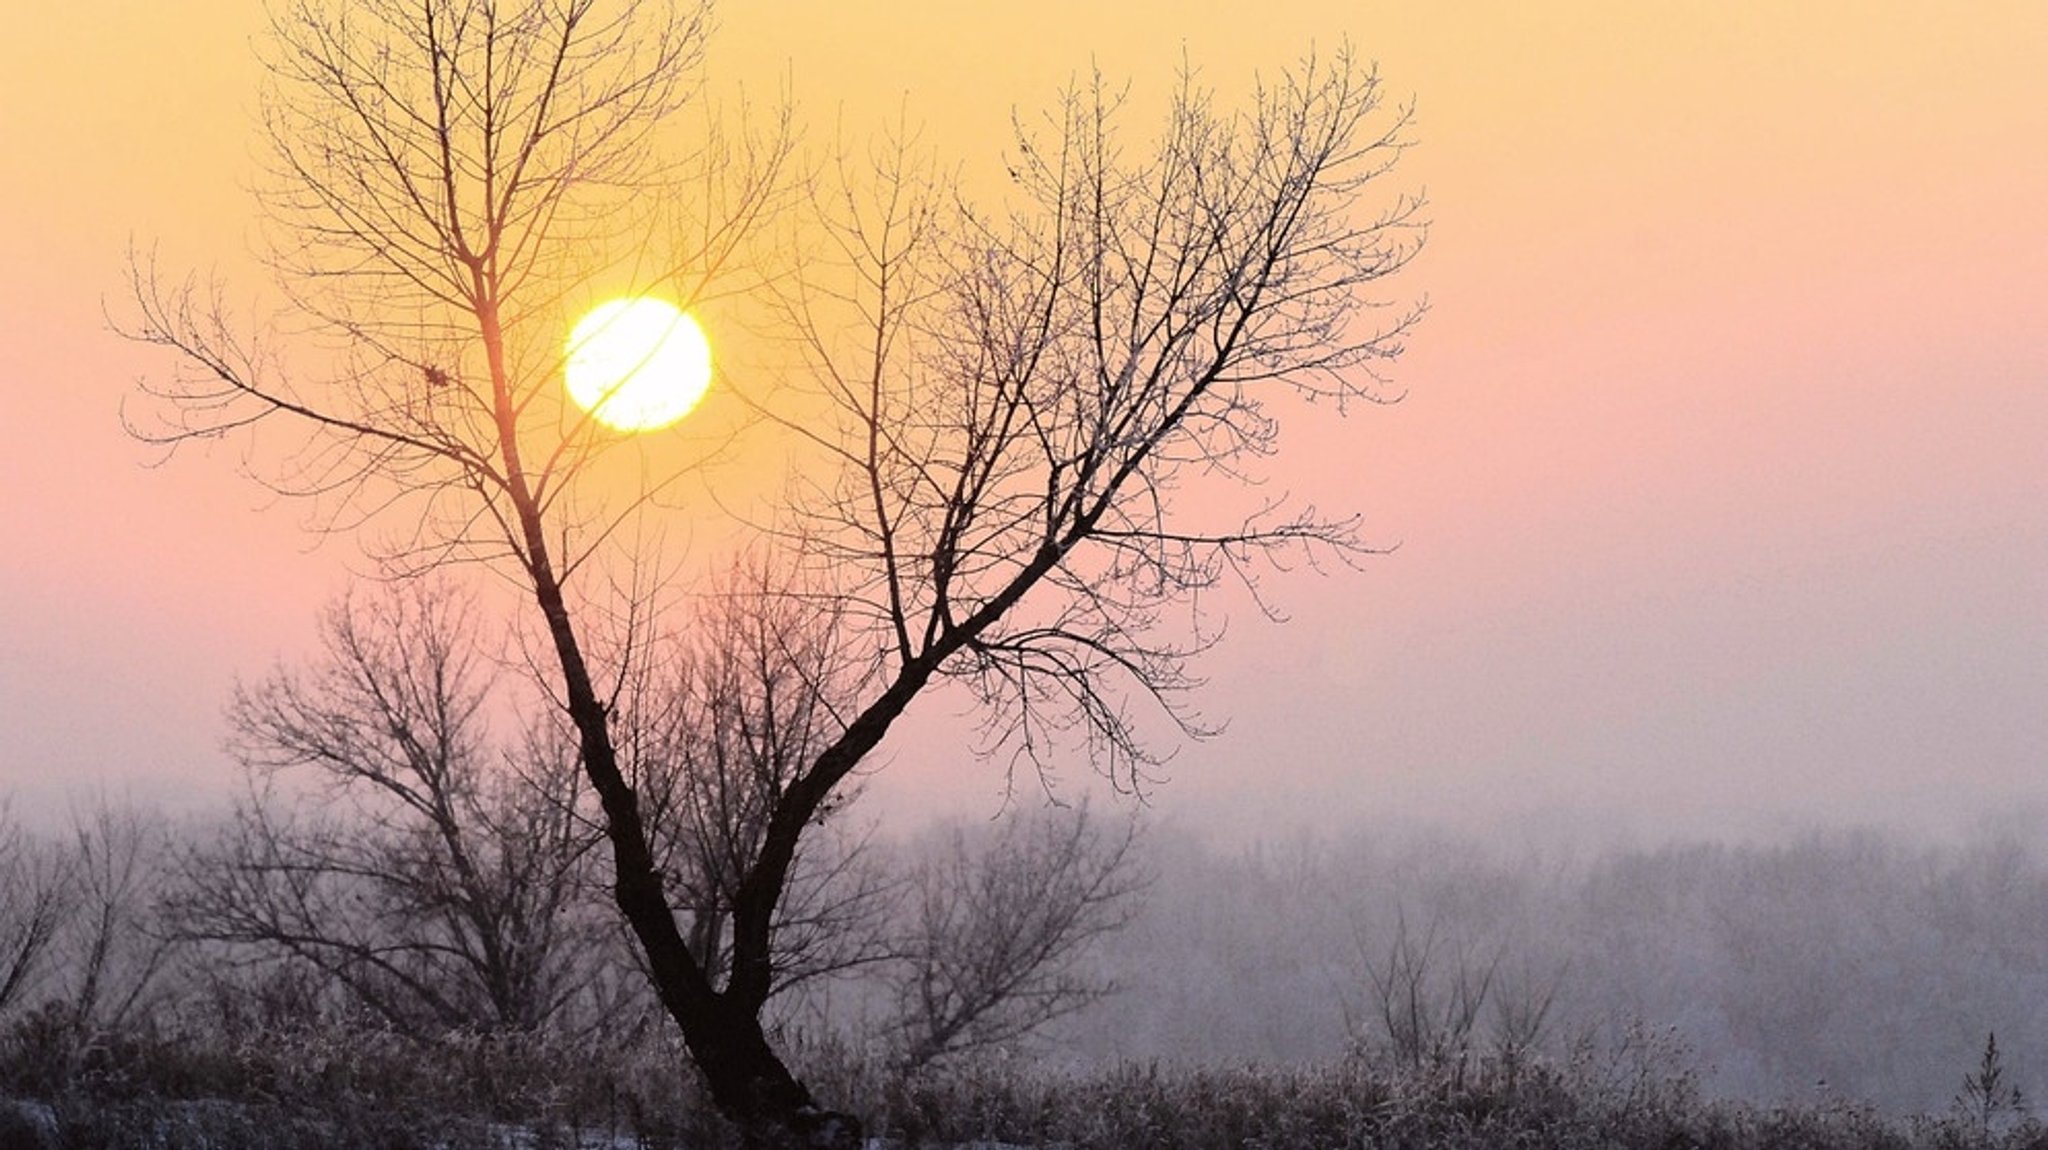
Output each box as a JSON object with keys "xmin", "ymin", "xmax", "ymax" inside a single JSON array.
[{"xmin": 564, "ymin": 298, "xmax": 712, "ymax": 432}]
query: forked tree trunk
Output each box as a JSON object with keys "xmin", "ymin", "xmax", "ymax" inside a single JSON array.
[
  {"xmin": 483, "ymin": 309, "xmax": 860, "ymax": 1148},
  {"xmin": 682, "ymin": 1004, "xmax": 863, "ymax": 1149},
  {"xmin": 537, "ymin": 554, "xmax": 864, "ymax": 1149},
  {"xmin": 544, "ymin": 564, "xmax": 863, "ymax": 1148}
]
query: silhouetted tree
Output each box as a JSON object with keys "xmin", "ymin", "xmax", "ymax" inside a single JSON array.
[
  {"xmin": 125, "ymin": 0, "xmax": 1420, "ymax": 1140},
  {"xmin": 1351, "ymin": 912, "xmax": 1499, "ymax": 1076},
  {"xmin": 888, "ymin": 803, "xmax": 1144, "ymax": 1071},
  {"xmin": 171, "ymin": 582, "xmax": 611, "ymax": 1036},
  {"xmin": 0, "ymin": 807, "xmax": 71, "ymax": 1019},
  {"xmin": 53, "ymin": 800, "xmax": 177, "ymax": 1036}
]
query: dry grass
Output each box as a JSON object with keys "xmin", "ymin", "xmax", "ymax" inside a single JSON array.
[{"xmin": 5, "ymin": 1009, "xmax": 2048, "ymax": 1149}]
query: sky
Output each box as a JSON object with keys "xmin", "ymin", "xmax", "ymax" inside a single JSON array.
[{"xmin": 0, "ymin": 2, "xmax": 2042, "ymax": 845}]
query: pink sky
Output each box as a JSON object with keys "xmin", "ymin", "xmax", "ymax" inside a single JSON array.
[{"xmin": 2, "ymin": 2, "xmax": 2043, "ymax": 842}]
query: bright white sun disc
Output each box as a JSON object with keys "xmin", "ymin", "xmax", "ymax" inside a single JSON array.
[{"xmin": 564, "ymin": 297, "xmax": 712, "ymax": 432}]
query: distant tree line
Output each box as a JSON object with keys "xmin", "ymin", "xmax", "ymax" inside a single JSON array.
[{"xmin": 1058, "ymin": 822, "xmax": 2048, "ymax": 1114}]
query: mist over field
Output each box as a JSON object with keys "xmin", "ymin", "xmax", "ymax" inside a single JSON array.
[{"xmin": 1045, "ymin": 816, "xmax": 2048, "ymax": 1112}]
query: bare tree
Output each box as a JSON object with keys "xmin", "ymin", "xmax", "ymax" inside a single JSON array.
[
  {"xmin": 44, "ymin": 800, "xmax": 180, "ymax": 1040},
  {"xmin": 701, "ymin": 55, "xmax": 1420, "ymax": 1132},
  {"xmin": 126, "ymin": 0, "xmax": 1420, "ymax": 1137},
  {"xmin": 887, "ymin": 804, "xmax": 1144, "ymax": 1071},
  {"xmin": 1343, "ymin": 904, "xmax": 1567, "ymax": 1091},
  {"xmin": 1348, "ymin": 912, "xmax": 1500, "ymax": 1077},
  {"xmin": 170, "ymin": 582, "xmax": 613, "ymax": 1035},
  {"xmin": 770, "ymin": 57, "xmax": 1421, "ymax": 793},
  {"xmin": 1490, "ymin": 953, "xmax": 1566, "ymax": 1080},
  {"xmin": 0, "ymin": 806, "xmax": 71, "ymax": 1018}
]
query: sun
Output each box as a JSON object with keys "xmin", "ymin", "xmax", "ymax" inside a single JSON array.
[{"xmin": 563, "ymin": 297, "xmax": 712, "ymax": 432}]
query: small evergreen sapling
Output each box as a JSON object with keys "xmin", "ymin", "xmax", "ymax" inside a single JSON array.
[{"xmin": 1955, "ymin": 1031, "xmax": 2025, "ymax": 1142}]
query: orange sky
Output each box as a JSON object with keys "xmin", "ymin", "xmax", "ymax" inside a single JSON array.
[{"xmin": 2, "ymin": 2, "xmax": 2043, "ymax": 842}]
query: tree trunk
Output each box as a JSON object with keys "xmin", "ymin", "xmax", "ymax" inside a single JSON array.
[
  {"xmin": 534, "ymin": 561, "xmax": 864, "ymax": 1148},
  {"xmin": 682, "ymin": 998, "xmax": 863, "ymax": 1149},
  {"xmin": 480, "ymin": 304, "xmax": 861, "ymax": 1150}
]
